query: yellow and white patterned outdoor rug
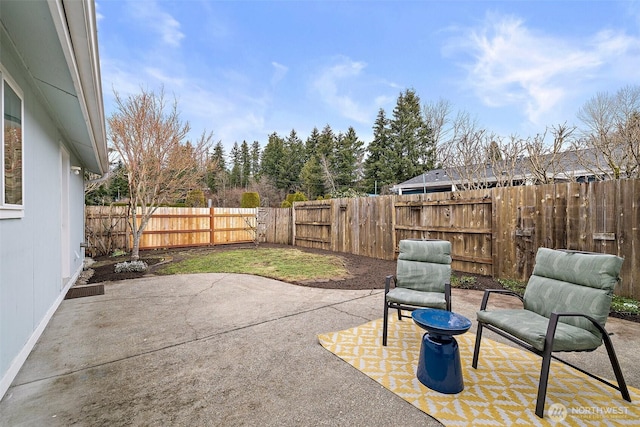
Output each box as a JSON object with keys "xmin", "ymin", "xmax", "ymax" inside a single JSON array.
[{"xmin": 318, "ymin": 317, "xmax": 640, "ymax": 426}]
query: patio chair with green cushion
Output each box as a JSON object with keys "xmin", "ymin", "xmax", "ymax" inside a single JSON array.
[
  {"xmin": 472, "ymin": 248, "xmax": 632, "ymax": 418},
  {"xmin": 382, "ymin": 239, "xmax": 452, "ymax": 346}
]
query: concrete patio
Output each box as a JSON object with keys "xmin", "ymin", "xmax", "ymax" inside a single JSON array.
[{"xmin": 1, "ymin": 274, "xmax": 638, "ymax": 426}]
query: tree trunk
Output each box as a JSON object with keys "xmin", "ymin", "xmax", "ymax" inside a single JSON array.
[{"xmin": 130, "ymin": 231, "xmax": 140, "ymax": 260}]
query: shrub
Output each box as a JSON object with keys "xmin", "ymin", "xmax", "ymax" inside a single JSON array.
[
  {"xmin": 114, "ymin": 260, "xmax": 148, "ymax": 273},
  {"xmin": 241, "ymin": 192, "xmax": 260, "ymax": 208},
  {"xmin": 287, "ymin": 191, "xmax": 308, "ymax": 203},
  {"xmin": 186, "ymin": 190, "xmax": 205, "ymax": 207}
]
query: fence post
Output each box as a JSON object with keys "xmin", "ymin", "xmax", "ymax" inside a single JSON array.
[
  {"xmin": 209, "ymin": 207, "xmax": 215, "ymax": 245},
  {"xmin": 291, "ymin": 204, "xmax": 296, "ymax": 246}
]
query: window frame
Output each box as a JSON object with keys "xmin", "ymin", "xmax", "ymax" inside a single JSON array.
[{"xmin": 0, "ymin": 66, "xmax": 24, "ymax": 219}]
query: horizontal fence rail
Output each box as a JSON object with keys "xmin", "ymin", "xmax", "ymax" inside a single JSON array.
[
  {"xmin": 85, "ymin": 206, "xmax": 257, "ymax": 255},
  {"xmin": 85, "ymin": 178, "xmax": 639, "ymax": 298}
]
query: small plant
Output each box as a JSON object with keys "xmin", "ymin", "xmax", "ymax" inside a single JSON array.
[
  {"xmin": 111, "ymin": 249, "xmax": 127, "ymax": 257},
  {"xmin": 114, "ymin": 260, "xmax": 148, "ymax": 273},
  {"xmin": 451, "ymin": 275, "xmax": 477, "ymax": 289},
  {"xmin": 611, "ymin": 296, "xmax": 640, "ymax": 314},
  {"xmin": 498, "ymin": 278, "xmax": 527, "ymax": 296}
]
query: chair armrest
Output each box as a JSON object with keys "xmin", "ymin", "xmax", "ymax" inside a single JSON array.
[
  {"xmin": 384, "ymin": 275, "xmax": 396, "ymax": 294},
  {"xmin": 548, "ymin": 312, "xmax": 608, "ymax": 336},
  {"xmin": 479, "ymin": 289, "xmax": 524, "ymax": 310}
]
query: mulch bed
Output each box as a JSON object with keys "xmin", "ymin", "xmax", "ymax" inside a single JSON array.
[{"xmin": 85, "ymin": 243, "xmax": 639, "ymax": 323}]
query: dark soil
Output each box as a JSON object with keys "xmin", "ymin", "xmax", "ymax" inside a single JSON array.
[{"xmin": 86, "ymin": 243, "xmax": 640, "ymax": 323}]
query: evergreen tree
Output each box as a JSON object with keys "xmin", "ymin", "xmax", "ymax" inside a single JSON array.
[
  {"xmin": 299, "ymin": 156, "xmax": 325, "ymax": 199},
  {"xmin": 317, "ymin": 124, "xmax": 335, "ymax": 161},
  {"xmin": 240, "ymin": 140, "xmax": 251, "ymax": 188},
  {"xmin": 282, "ymin": 129, "xmax": 305, "ymax": 192},
  {"xmin": 261, "ymin": 132, "xmax": 287, "ymax": 189},
  {"xmin": 305, "ymin": 127, "xmax": 321, "ymax": 162},
  {"xmin": 108, "ymin": 161, "xmax": 129, "ymax": 201},
  {"xmin": 206, "ymin": 141, "xmax": 228, "ymax": 194},
  {"xmin": 229, "ymin": 142, "xmax": 241, "ymax": 187},
  {"xmin": 390, "ymin": 88, "xmax": 435, "ymax": 183},
  {"xmin": 363, "ymin": 108, "xmax": 394, "ymax": 193},
  {"xmin": 333, "ymin": 127, "xmax": 364, "ymax": 190},
  {"xmin": 250, "ymin": 141, "xmax": 261, "ymax": 180}
]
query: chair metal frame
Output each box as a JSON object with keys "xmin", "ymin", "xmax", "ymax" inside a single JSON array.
[
  {"xmin": 471, "ymin": 250, "xmax": 632, "ymax": 418},
  {"xmin": 382, "ymin": 275, "xmax": 451, "ymax": 347}
]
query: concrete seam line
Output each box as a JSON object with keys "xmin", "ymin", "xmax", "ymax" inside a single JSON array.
[{"xmin": 9, "ymin": 292, "xmax": 379, "ymax": 388}]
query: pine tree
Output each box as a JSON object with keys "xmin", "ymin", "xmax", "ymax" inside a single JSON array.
[
  {"xmin": 261, "ymin": 132, "xmax": 287, "ymax": 189},
  {"xmin": 305, "ymin": 127, "xmax": 321, "ymax": 162},
  {"xmin": 299, "ymin": 156, "xmax": 325, "ymax": 199},
  {"xmin": 283, "ymin": 129, "xmax": 305, "ymax": 191},
  {"xmin": 333, "ymin": 127, "xmax": 364, "ymax": 190},
  {"xmin": 250, "ymin": 141, "xmax": 261, "ymax": 180},
  {"xmin": 206, "ymin": 141, "xmax": 227, "ymax": 194},
  {"xmin": 240, "ymin": 140, "xmax": 251, "ymax": 188},
  {"xmin": 363, "ymin": 108, "xmax": 394, "ymax": 193},
  {"xmin": 390, "ymin": 88, "xmax": 435, "ymax": 183},
  {"xmin": 229, "ymin": 142, "xmax": 241, "ymax": 187}
]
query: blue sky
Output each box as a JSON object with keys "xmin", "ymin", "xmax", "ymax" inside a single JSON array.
[{"xmin": 96, "ymin": 1, "xmax": 640, "ymax": 155}]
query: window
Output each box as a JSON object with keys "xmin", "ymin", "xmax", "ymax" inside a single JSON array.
[{"xmin": 1, "ymin": 69, "xmax": 23, "ymax": 218}]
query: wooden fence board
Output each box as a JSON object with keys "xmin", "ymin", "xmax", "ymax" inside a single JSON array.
[{"xmin": 86, "ymin": 179, "xmax": 640, "ymax": 298}]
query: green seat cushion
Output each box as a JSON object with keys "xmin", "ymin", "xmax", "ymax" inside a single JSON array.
[
  {"xmin": 477, "ymin": 309, "xmax": 603, "ymax": 352},
  {"xmin": 386, "ymin": 288, "xmax": 447, "ymax": 310}
]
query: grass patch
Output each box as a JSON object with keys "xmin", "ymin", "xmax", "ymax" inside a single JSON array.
[{"xmin": 157, "ymin": 247, "xmax": 349, "ymax": 282}]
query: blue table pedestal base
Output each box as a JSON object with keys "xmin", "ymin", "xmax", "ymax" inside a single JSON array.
[{"xmin": 416, "ymin": 332, "xmax": 464, "ymax": 394}]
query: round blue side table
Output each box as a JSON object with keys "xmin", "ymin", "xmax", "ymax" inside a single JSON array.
[{"xmin": 412, "ymin": 308, "xmax": 472, "ymax": 394}]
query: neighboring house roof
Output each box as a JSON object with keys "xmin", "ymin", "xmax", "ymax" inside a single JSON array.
[
  {"xmin": 1, "ymin": 0, "xmax": 108, "ymax": 174},
  {"xmin": 391, "ymin": 148, "xmax": 605, "ymax": 194}
]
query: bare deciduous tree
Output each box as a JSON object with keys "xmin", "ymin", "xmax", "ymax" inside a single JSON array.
[
  {"xmin": 424, "ymin": 98, "xmax": 452, "ymax": 166},
  {"xmin": 108, "ymin": 87, "xmax": 213, "ymax": 260},
  {"xmin": 575, "ymin": 85, "xmax": 640, "ymax": 180},
  {"xmin": 524, "ymin": 123, "xmax": 576, "ymax": 184},
  {"xmin": 489, "ymin": 135, "xmax": 526, "ymax": 187},
  {"xmin": 440, "ymin": 111, "xmax": 493, "ymax": 190}
]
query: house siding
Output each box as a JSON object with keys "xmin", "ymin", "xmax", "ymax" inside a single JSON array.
[{"xmin": 0, "ymin": 30, "xmax": 85, "ymax": 397}]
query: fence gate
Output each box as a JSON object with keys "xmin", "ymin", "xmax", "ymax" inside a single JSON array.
[
  {"xmin": 293, "ymin": 202, "xmax": 332, "ymax": 250},
  {"xmin": 393, "ymin": 195, "xmax": 493, "ymax": 276}
]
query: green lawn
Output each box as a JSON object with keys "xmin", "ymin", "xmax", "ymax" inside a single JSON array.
[{"xmin": 157, "ymin": 247, "xmax": 349, "ymax": 282}]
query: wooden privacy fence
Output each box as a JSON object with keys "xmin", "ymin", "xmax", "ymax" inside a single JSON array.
[
  {"xmin": 85, "ymin": 206, "xmax": 257, "ymax": 255},
  {"xmin": 286, "ymin": 180, "xmax": 639, "ymax": 299},
  {"xmin": 85, "ymin": 179, "xmax": 639, "ymax": 298}
]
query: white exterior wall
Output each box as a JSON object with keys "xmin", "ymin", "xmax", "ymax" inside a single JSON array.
[{"xmin": 0, "ymin": 31, "xmax": 85, "ymax": 398}]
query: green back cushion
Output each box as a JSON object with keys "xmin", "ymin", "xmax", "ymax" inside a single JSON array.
[
  {"xmin": 396, "ymin": 240, "xmax": 451, "ymax": 293},
  {"xmin": 524, "ymin": 248, "xmax": 623, "ymax": 333}
]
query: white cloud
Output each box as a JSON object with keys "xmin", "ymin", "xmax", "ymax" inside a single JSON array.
[
  {"xmin": 271, "ymin": 62, "xmax": 289, "ymax": 86},
  {"xmin": 446, "ymin": 13, "xmax": 640, "ymax": 125},
  {"xmin": 128, "ymin": 0, "xmax": 185, "ymax": 47},
  {"xmin": 311, "ymin": 57, "xmax": 372, "ymax": 124}
]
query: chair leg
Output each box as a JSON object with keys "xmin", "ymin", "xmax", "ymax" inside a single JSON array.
[
  {"xmin": 382, "ymin": 302, "xmax": 389, "ymax": 347},
  {"xmin": 397, "ymin": 308, "xmax": 402, "ymax": 321},
  {"xmin": 472, "ymin": 322, "xmax": 484, "ymax": 369},
  {"xmin": 601, "ymin": 331, "xmax": 632, "ymax": 402},
  {"xmin": 535, "ymin": 348, "xmax": 553, "ymax": 418},
  {"xmin": 536, "ymin": 313, "xmax": 560, "ymax": 418}
]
